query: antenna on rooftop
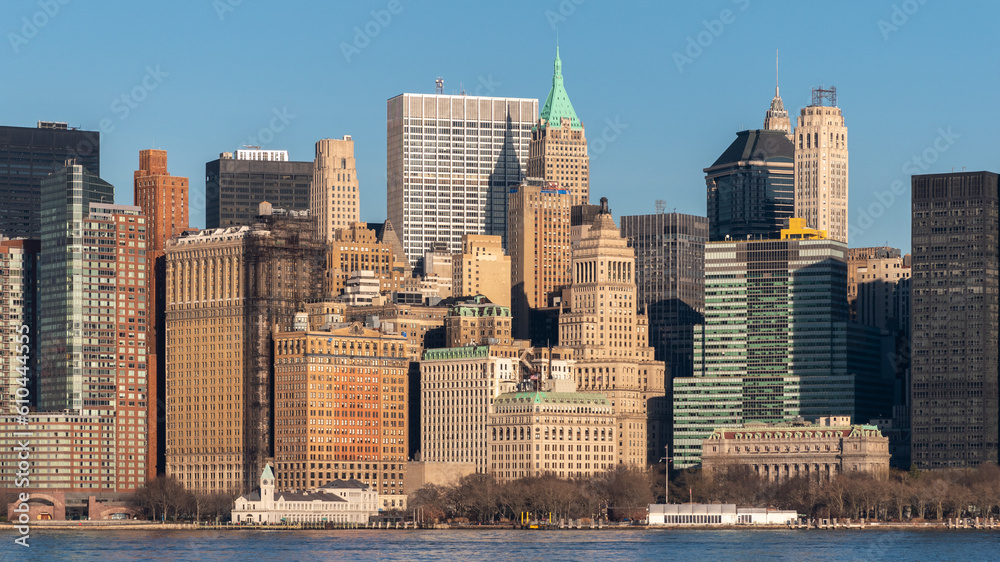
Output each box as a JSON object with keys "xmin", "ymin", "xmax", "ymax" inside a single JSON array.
[
  {"xmin": 655, "ymin": 200, "xmax": 667, "ymax": 214},
  {"xmin": 435, "ymin": 77, "xmax": 444, "ymax": 95}
]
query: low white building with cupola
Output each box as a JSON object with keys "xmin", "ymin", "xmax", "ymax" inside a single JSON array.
[{"xmin": 232, "ymin": 464, "xmax": 380, "ymax": 524}]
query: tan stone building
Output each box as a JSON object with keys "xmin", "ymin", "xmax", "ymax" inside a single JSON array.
[
  {"xmin": 419, "ymin": 345, "xmax": 520, "ymax": 472},
  {"xmin": 444, "ymin": 295, "xmax": 514, "ymax": 348},
  {"xmin": 508, "ymin": 179, "xmax": 573, "ymax": 339},
  {"xmin": 794, "ymin": 88, "xmax": 849, "ymax": 244},
  {"xmin": 312, "ymin": 136, "xmax": 360, "ymax": 241},
  {"xmin": 559, "ymin": 198, "xmax": 667, "ymax": 467},
  {"xmin": 527, "ymin": 47, "xmax": 589, "ymax": 205},
  {"xmin": 847, "ymin": 246, "xmax": 911, "ymax": 329},
  {"xmin": 488, "ymin": 391, "xmax": 616, "ymax": 482},
  {"xmin": 452, "ymin": 234, "xmax": 510, "ymax": 307},
  {"xmin": 273, "ymin": 322, "xmax": 410, "ymax": 509},
  {"xmin": 164, "ymin": 211, "xmax": 326, "ymax": 493},
  {"xmin": 345, "ymin": 302, "xmax": 449, "ymax": 361},
  {"xmin": 325, "ymin": 222, "xmax": 408, "ymax": 298},
  {"xmin": 701, "ymin": 416, "xmax": 891, "ymax": 482}
]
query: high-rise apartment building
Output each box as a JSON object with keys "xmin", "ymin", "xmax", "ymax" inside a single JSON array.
[
  {"xmin": 38, "ymin": 195, "xmax": 150, "ymax": 491},
  {"xmin": 527, "ymin": 48, "xmax": 589, "ymax": 205},
  {"xmin": 673, "ymin": 219, "xmax": 866, "ymax": 468},
  {"xmin": 559, "ymin": 198, "xmax": 667, "ymax": 466},
  {"xmin": 620, "ymin": 212, "xmax": 707, "ymax": 382},
  {"xmin": 794, "ymin": 87, "xmax": 849, "ymax": 244},
  {"xmin": 273, "ymin": 321, "xmax": 410, "ymax": 509},
  {"xmin": 205, "ymin": 148, "xmax": 312, "ymax": 228},
  {"xmin": 0, "ymin": 237, "xmax": 39, "ymax": 410},
  {"xmin": 508, "ymin": 180, "xmax": 573, "ymax": 338},
  {"xmin": 38, "ymin": 163, "xmax": 115, "ymax": 412},
  {"xmin": 911, "ymin": 171, "xmax": 999, "ymax": 468},
  {"xmin": 312, "ymin": 136, "xmax": 360, "ymax": 242},
  {"xmin": 452, "ymin": 234, "xmax": 511, "ymax": 307},
  {"xmin": 0, "ymin": 122, "xmax": 100, "ymax": 239},
  {"xmin": 165, "ymin": 210, "xmax": 326, "ymax": 492},
  {"xmin": 705, "ymin": 129, "xmax": 795, "ymax": 241},
  {"xmin": 386, "ymin": 93, "xmax": 537, "ymax": 267},
  {"xmin": 133, "ymin": 148, "xmax": 189, "ymax": 478}
]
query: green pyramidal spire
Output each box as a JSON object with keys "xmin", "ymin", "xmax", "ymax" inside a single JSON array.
[{"xmin": 539, "ymin": 46, "xmax": 582, "ymax": 130}]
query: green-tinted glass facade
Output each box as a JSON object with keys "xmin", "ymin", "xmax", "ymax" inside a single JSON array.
[{"xmin": 673, "ymin": 237, "xmax": 855, "ymax": 467}]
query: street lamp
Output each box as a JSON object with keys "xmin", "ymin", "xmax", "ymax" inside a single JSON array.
[{"xmin": 660, "ymin": 446, "xmax": 673, "ymax": 504}]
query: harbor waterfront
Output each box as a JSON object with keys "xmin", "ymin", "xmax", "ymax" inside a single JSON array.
[{"xmin": 9, "ymin": 528, "xmax": 1000, "ymax": 560}]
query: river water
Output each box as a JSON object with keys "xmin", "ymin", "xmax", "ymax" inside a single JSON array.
[{"xmin": 9, "ymin": 528, "xmax": 1000, "ymax": 560}]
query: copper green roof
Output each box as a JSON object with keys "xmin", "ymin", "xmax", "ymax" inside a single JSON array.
[
  {"xmin": 261, "ymin": 464, "xmax": 275, "ymax": 481},
  {"xmin": 422, "ymin": 345, "xmax": 489, "ymax": 361},
  {"xmin": 494, "ymin": 391, "xmax": 609, "ymax": 405},
  {"xmin": 538, "ymin": 47, "xmax": 582, "ymax": 130}
]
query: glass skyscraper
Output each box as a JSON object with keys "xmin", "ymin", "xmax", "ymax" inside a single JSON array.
[
  {"xmin": 705, "ymin": 129, "xmax": 794, "ymax": 242},
  {"xmin": 0, "ymin": 122, "xmax": 101, "ymax": 239},
  {"xmin": 672, "ymin": 221, "xmax": 858, "ymax": 468}
]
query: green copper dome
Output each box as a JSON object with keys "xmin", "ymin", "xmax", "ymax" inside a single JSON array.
[{"xmin": 539, "ymin": 47, "xmax": 582, "ymax": 130}]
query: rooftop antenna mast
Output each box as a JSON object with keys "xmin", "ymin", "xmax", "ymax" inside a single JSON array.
[
  {"xmin": 655, "ymin": 199, "xmax": 667, "ymax": 214},
  {"xmin": 435, "ymin": 77, "xmax": 444, "ymax": 95}
]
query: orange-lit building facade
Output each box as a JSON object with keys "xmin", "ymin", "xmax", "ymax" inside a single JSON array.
[
  {"xmin": 274, "ymin": 323, "xmax": 410, "ymax": 509},
  {"xmin": 508, "ymin": 181, "xmax": 572, "ymax": 338},
  {"xmin": 133, "ymin": 148, "xmax": 189, "ymax": 479}
]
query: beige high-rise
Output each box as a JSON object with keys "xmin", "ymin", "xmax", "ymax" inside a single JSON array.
[
  {"xmin": 313, "ymin": 136, "xmax": 360, "ymax": 242},
  {"xmin": 559, "ymin": 198, "xmax": 667, "ymax": 467},
  {"xmin": 527, "ymin": 47, "xmax": 589, "ymax": 205},
  {"xmin": 794, "ymin": 90, "xmax": 849, "ymax": 243},
  {"xmin": 508, "ymin": 180, "xmax": 573, "ymax": 338},
  {"xmin": 452, "ymin": 234, "xmax": 510, "ymax": 307}
]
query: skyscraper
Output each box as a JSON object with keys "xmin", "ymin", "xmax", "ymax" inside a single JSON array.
[
  {"xmin": 0, "ymin": 237, "xmax": 39, "ymax": 411},
  {"xmin": 794, "ymin": 87, "xmax": 849, "ymax": 244},
  {"xmin": 0, "ymin": 122, "xmax": 100, "ymax": 239},
  {"xmin": 911, "ymin": 171, "xmax": 999, "ymax": 468},
  {"xmin": 386, "ymin": 93, "xmax": 536, "ymax": 267},
  {"xmin": 762, "ymin": 54, "xmax": 792, "ymax": 138},
  {"xmin": 508, "ymin": 180, "xmax": 573, "ymax": 339},
  {"xmin": 165, "ymin": 209, "xmax": 326, "ymax": 493},
  {"xmin": 527, "ymin": 47, "xmax": 590, "ymax": 205},
  {"xmin": 560, "ymin": 198, "xmax": 667, "ymax": 466},
  {"xmin": 705, "ymin": 129, "xmax": 795, "ymax": 241},
  {"xmin": 620, "ymin": 212, "xmax": 708, "ymax": 380},
  {"xmin": 205, "ymin": 148, "xmax": 312, "ymax": 228},
  {"xmin": 38, "ymin": 163, "xmax": 115, "ymax": 412},
  {"xmin": 38, "ymin": 191, "xmax": 151, "ymax": 491},
  {"xmin": 312, "ymin": 136, "xmax": 360, "ymax": 243},
  {"xmin": 673, "ymin": 219, "xmax": 858, "ymax": 468},
  {"xmin": 133, "ymin": 149, "xmax": 189, "ymax": 478}
]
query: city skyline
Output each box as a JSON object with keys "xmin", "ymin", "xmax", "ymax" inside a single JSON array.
[{"xmin": 4, "ymin": 1, "xmax": 996, "ymax": 253}]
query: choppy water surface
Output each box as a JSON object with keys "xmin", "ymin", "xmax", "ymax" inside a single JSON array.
[{"xmin": 12, "ymin": 528, "xmax": 1000, "ymax": 561}]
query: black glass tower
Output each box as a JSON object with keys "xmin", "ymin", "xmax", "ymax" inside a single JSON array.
[
  {"xmin": 0, "ymin": 122, "xmax": 101, "ymax": 239},
  {"xmin": 705, "ymin": 129, "xmax": 794, "ymax": 241}
]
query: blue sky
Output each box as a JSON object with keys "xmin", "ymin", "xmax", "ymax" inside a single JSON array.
[{"xmin": 3, "ymin": 0, "xmax": 997, "ymax": 251}]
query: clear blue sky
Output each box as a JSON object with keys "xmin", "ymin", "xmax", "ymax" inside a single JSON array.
[{"xmin": 3, "ymin": 0, "xmax": 997, "ymax": 251}]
